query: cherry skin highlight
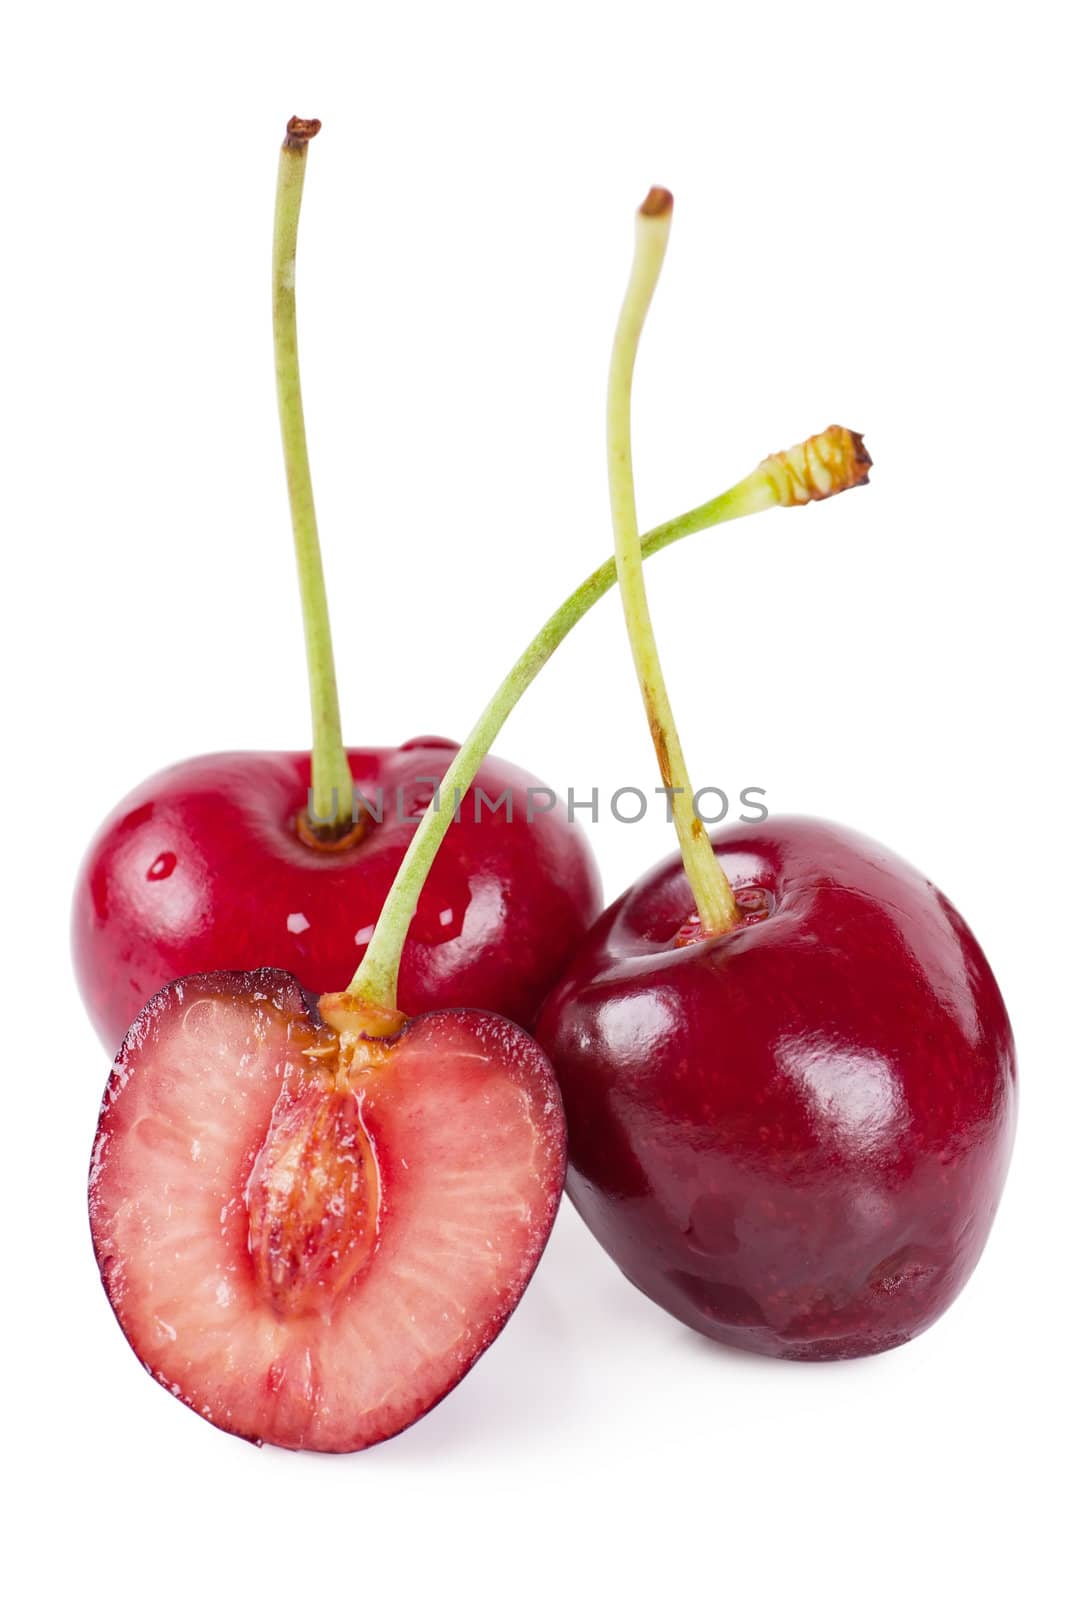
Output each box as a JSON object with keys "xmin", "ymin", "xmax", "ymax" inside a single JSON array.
[
  {"xmin": 72, "ymin": 737, "xmax": 601, "ymax": 1053},
  {"xmin": 537, "ymin": 816, "xmax": 1016, "ymax": 1360},
  {"xmin": 89, "ymin": 968, "xmax": 567, "ymax": 1451}
]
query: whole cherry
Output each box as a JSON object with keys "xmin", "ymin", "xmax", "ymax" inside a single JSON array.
[
  {"xmin": 538, "ymin": 817, "xmax": 1016, "ymax": 1358},
  {"xmin": 537, "ymin": 187, "xmax": 1015, "ymax": 1360},
  {"xmin": 72, "ymin": 739, "xmax": 601, "ymax": 1053},
  {"xmin": 72, "ymin": 118, "xmax": 599, "ymax": 1053}
]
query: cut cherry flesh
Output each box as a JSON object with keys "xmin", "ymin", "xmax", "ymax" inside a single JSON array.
[
  {"xmin": 537, "ymin": 816, "xmax": 1016, "ymax": 1360},
  {"xmin": 90, "ymin": 968, "xmax": 566, "ymax": 1451},
  {"xmin": 73, "ymin": 739, "xmax": 602, "ymax": 1053}
]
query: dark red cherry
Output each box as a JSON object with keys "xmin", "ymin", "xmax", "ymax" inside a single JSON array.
[{"xmin": 537, "ymin": 816, "xmax": 1015, "ymax": 1360}]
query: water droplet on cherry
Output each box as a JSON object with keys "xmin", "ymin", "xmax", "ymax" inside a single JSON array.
[
  {"xmin": 146, "ymin": 851, "xmax": 177, "ymax": 882},
  {"xmin": 673, "ymin": 886, "xmax": 774, "ymax": 946},
  {"xmin": 734, "ymin": 886, "xmax": 774, "ymax": 925}
]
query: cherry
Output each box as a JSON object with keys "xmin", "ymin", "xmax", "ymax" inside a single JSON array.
[
  {"xmin": 536, "ymin": 187, "xmax": 1015, "ymax": 1360},
  {"xmin": 72, "ymin": 740, "xmax": 601, "ymax": 1052},
  {"xmin": 537, "ymin": 818, "xmax": 1016, "ymax": 1358},
  {"xmin": 71, "ymin": 118, "xmax": 598, "ymax": 1052},
  {"xmin": 90, "ymin": 968, "xmax": 565, "ymax": 1450}
]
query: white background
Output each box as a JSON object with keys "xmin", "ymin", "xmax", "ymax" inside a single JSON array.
[{"xmin": 4, "ymin": 2, "xmax": 1063, "ymax": 1595}]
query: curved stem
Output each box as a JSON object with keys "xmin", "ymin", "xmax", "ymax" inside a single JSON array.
[
  {"xmin": 273, "ymin": 116, "xmax": 354, "ymax": 833},
  {"xmin": 607, "ymin": 189, "xmax": 737, "ymax": 935},
  {"xmin": 346, "ymin": 421, "xmax": 870, "ymax": 1011}
]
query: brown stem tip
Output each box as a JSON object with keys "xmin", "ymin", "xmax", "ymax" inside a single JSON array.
[
  {"xmin": 284, "ymin": 116, "xmax": 322, "ymax": 149},
  {"xmin": 640, "ymin": 186, "xmax": 674, "ymax": 218},
  {"xmin": 760, "ymin": 425, "xmax": 872, "ymax": 507},
  {"xmin": 844, "ymin": 429, "xmax": 873, "ymax": 480}
]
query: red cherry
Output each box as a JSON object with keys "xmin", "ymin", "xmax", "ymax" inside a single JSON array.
[
  {"xmin": 543, "ymin": 185, "xmax": 1011, "ymax": 1360},
  {"xmin": 90, "ymin": 969, "xmax": 566, "ymax": 1451},
  {"xmin": 537, "ymin": 817, "xmax": 1016, "ymax": 1360},
  {"xmin": 73, "ymin": 740, "xmax": 600, "ymax": 1053}
]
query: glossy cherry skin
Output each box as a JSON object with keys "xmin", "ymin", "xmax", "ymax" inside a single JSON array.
[
  {"xmin": 537, "ymin": 816, "xmax": 1016, "ymax": 1360},
  {"xmin": 73, "ymin": 737, "xmax": 601, "ymax": 1054}
]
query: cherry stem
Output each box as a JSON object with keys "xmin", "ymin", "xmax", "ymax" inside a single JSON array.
[
  {"xmin": 606, "ymin": 188, "xmax": 739, "ymax": 936},
  {"xmin": 273, "ymin": 116, "xmax": 355, "ymax": 834},
  {"xmin": 346, "ymin": 420, "xmax": 871, "ymax": 1012}
]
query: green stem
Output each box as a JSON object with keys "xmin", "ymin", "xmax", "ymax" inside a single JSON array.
[
  {"xmin": 273, "ymin": 116, "xmax": 354, "ymax": 834},
  {"xmin": 607, "ymin": 187, "xmax": 736, "ymax": 936},
  {"xmin": 345, "ymin": 430, "xmax": 861, "ymax": 1012}
]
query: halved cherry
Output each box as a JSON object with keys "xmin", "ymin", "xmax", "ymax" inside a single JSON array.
[{"xmin": 90, "ymin": 968, "xmax": 565, "ymax": 1451}]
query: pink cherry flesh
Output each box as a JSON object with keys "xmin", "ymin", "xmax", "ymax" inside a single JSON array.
[
  {"xmin": 90, "ymin": 967, "xmax": 566, "ymax": 1451},
  {"xmin": 537, "ymin": 816, "xmax": 1016, "ymax": 1360},
  {"xmin": 73, "ymin": 737, "xmax": 601, "ymax": 1054}
]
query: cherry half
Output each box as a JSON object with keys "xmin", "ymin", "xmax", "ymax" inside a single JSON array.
[
  {"xmin": 536, "ymin": 187, "xmax": 1015, "ymax": 1360},
  {"xmin": 91, "ymin": 969, "xmax": 566, "ymax": 1450}
]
